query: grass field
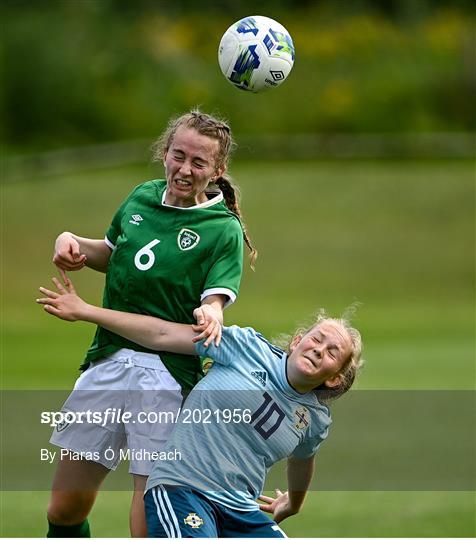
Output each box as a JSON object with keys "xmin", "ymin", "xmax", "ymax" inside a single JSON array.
[
  {"xmin": 1, "ymin": 159, "xmax": 474, "ymax": 536},
  {"xmin": 1, "ymin": 491, "xmax": 474, "ymax": 537}
]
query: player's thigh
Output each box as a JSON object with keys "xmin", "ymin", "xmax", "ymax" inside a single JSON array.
[
  {"xmin": 220, "ymin": 508, "xmax": 288, "ymax": 538},
  {"xmin": 51, "ymin": 451, "xmax": 110, "ymax": 491},
  {"xmin": 48, "ymin": 455, "xmax": 110, "ymax": 522},
  {"xmin": 126, "ymin": 362, "xmax": 182, "ymax": 476},
  {"xmin": 133, "ymin": 474, "xmax": 147, "ymax": 492},
  {"xmin": 144, "ymin": 485, "xmax": 217, "ymax": 538}
]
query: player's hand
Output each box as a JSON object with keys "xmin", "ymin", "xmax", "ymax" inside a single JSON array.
[
  {"xmin": 258, "ymin": 489, "xmax": 297, "ymax": 524},
  {"xmin": 36, "ymin": 271, "xmax": 88, "ymax": 322},
  {"xmin": 53, "ymin": 232, "xmax": 87, "ymax": 271},
  {"xmin": 191, "ymin": 304, "xmax": 223, "ymax": 347}
]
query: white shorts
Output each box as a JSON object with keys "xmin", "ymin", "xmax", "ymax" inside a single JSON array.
[{"xmin": 50, "ymin": 349, "xmax": 183, "ymax": 475}]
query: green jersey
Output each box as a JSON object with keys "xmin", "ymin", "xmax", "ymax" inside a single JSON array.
[{"xmin": 82, "ymin": 180, "xmax": 244, "ymax": 390}]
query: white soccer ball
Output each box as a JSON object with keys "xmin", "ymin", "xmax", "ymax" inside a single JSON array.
[{"xmin": 218, "ymin": 15, "xmax": 295, "ymax": 93}]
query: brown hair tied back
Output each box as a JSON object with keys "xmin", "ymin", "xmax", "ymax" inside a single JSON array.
[
  {"xmin": 152, "ymin": 109, "xmax": 257, "ymax": 269},
  {"xmin": 215, "ymin": 176, "xmax": 258, "ymax": 270}
]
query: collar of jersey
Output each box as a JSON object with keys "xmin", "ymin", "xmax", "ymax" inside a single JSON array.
[{"xmin": 161, "ymin": 189, "xmax": 224, "ymax": 210}]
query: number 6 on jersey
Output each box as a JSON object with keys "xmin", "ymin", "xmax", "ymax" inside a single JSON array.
[{"xmin": 134, "ymin": 239, "xmax": 161, "ymax": 271}]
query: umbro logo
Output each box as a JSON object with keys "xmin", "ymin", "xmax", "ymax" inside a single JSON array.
[
  {"xmin": 251, "ymin": 370, "xmax": 267, "ymax": 387},
  {"xmin": 129, "ymin": 214, "xmax": 143, "ymax": 226},
  {"xmin": 270, "ymin": 70, "xmax": 285, "ymax": 81}
]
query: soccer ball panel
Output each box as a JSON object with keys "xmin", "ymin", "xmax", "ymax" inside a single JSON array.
[
  {"xmin": 218, "ymin": 32, "xmax": 239, "ymax": 75},
  {"xmin": 218, "ymin": 15, "xmax": 295, "ymax": 93}
]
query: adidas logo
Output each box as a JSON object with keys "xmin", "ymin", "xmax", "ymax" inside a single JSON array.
[
  {"xmin": 129, "ymin": 214, "xmax": 143, "ymax": 226},
  {"xmin": 251, "ymin": 371, "xmax": 267, "ymax": 387}
]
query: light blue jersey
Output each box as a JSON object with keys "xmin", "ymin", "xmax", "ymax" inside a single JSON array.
[{"xmin": 146, "ymin": 326, "xmax": 331, "ymax": 511}]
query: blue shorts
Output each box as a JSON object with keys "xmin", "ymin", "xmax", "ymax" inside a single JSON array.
[{"xmin": 144, "ymin": 485, "xmax": 287, "ymax": 538}]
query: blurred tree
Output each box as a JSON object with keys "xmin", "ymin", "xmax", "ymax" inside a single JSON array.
[{"xmin": 1, "ymin": 0, "xmax": 474, "ymax": 152}]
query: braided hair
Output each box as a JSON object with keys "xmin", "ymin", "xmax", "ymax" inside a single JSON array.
[{"xmin": 214, "ymin": 176, "xmax": 257, "ymax": 269}]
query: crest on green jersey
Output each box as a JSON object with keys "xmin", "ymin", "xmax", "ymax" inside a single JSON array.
[{"xmin": 178, "ymin": 228, "xmax": 200, "ymax": 251}]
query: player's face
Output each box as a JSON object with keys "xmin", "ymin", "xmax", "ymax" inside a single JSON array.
[
  {"xmin": 287, "ymin": 320, "xmax": 352, "ymax": 394},
  {"xmin": 163, "ymin": 127, "xmax": 223, "ymax": 207}
]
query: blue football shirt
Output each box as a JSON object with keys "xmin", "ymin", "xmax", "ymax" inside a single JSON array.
[{"xmin": 145, "ymin": 325, "xmax": 331, "ymax": 511}]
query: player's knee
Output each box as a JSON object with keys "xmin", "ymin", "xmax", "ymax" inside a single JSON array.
[{"xmin": 47, "ymin": 497, "xmax": 90, "ymax": 525}]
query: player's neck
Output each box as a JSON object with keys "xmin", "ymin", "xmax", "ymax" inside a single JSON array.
[
  {"xmin": 286, "ymin": 361, "xmax": 310, "ymax": 394},
  {"xmin": 164, "ymin": 192, "xmax": 208, "ymax": 208}
]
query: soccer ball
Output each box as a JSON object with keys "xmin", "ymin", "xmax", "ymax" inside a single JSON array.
[{"xmin": 218, "ymin": 15, "xmax": 295, "ymax": 93}]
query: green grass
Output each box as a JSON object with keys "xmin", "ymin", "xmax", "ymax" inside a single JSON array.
[
  {"xmin": 1, "ymin": 491, "xmax": 474, "ymax": 537},
  {"xmin": 1, "ymin": 159, "xmax": 474, "ymax": 536}
]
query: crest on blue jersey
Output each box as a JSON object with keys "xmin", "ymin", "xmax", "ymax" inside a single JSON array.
[
  {"xmin": 294, "ymin": 406, "xmax": 310, "ymax": 430},
  {"xmin": 178, "ymin": 229, "xmax": 200, "ymax": 251}
]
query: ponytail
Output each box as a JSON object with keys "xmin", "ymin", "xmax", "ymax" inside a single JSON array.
[{"xmin": 215, "ymin": 176, "xmax": 257, "ymax": 270}]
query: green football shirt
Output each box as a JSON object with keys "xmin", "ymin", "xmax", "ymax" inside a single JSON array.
[{"xmin": 82, "ymin": 180, "xmax": 244, "ymax": 390}]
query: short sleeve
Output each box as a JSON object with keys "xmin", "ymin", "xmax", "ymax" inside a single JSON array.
[
  {"xmin": 202, "ymin": 219, "xmax": 243, "ymax": 304},
  {"xmin": 292, "ymin": 424, "xmax": 330, "ymax": 459},
  {"xmin": 105, "ymin": 185, "xmax": 142, "ymax": 247},
  {"xmin": 194, "ymin": 325, "xmax": 255, "ymax": 367}
]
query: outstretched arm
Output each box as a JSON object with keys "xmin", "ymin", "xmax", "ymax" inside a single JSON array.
[
  {"xmin": 37, "ymin": 275, "xmax": 198, "ymax": 355},
  {"xmin": 258, "ymin": 455, "xmax": 315, "ymax": 523}
]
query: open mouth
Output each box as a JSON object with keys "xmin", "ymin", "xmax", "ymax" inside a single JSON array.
[{"xmin": 174, "ymin": 178, "xmax": 192, "ymax": 187}]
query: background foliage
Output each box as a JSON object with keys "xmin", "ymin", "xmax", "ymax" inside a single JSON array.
[{"xmin": 2, "ymin": 0, "xmax": 475, "ymax": 152}]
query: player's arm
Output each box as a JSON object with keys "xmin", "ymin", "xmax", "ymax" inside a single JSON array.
[
  {"xmin": 259, "ymin": 455, "xmax": 315, "ymax": 523},
  {"xmin": 192, "ymin": 294, "xmax": 227, "ymax": 346},
  {"xmin": 37, "ymin": 277, "xmax": 197, "ymax": 355},
  {"xmin": 53, "ymin": 231, "xmax": 112, "ymax": 273},
  {"xmin": 194, "ymin": 219, "xmax": 244, "ymax": 346},
  {"xmin": 286, "ymin": 455, "xmax": 315, "ymax": 514},
  {"xmin": 201, "ymin": 294, "xmax": 226, "ymax": 323}
]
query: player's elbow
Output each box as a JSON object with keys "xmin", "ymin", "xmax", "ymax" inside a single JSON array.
[{"xmin": 148, "ymin": 322, "xmax": 172, "ymax": 351}]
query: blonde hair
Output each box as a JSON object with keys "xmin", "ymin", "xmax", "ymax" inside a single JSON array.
[
  {"xmin": 277, "ymin": 307, "xmax": 364, "ymax": 403},
  {"xmin": 152, "ymin": 109, "xmax": 257, "ymax": 268}
]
